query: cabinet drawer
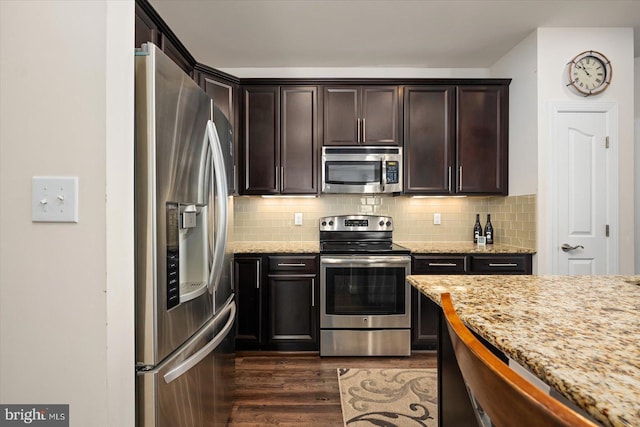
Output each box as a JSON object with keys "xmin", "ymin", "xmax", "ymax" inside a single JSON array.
[
  {"xmin": 268, "ymin": 255, "xmax": 317, "ymax": 273},
  {"xmin": 470, "ymin": 255, "xmax": 531, "ymax": 274},
  {"xmin": 413, "ymin": 256, "xmax": 468, "ymax": 274}
]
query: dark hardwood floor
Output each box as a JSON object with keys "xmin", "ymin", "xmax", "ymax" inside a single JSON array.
[{"xmin": 229, "ymin": 352, "xmax": 437, "ymax": 426}]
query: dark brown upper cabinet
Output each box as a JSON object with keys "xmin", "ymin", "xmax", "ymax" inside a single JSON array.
[
  {"xmin": 323, "ymin": 86, "xmax": 400, "ymax": 146},
  {"xmin": 199, "ymin": 70, "xmax": 240, "ymax": 194},
  {"xmin": 404, "ymin": 86, "xmax": 455, "ymax": 194},
  {"xmin": 242, "ymin": 86, "xmax": 317, "ymax": 195},
  {"xmin": 404, "ymin": 83, "xmax": 508, "ymax": 195},
  {"xmin": 456, "ymin": 85, "xmax": 508, "ymax": 195},
  {"xmin": 135, "ymin": 1, "xmax": 195, "ymax": 78},
  {"xmin": 135, "ymin": 3, "xmax": 160, "ymax": 48}
]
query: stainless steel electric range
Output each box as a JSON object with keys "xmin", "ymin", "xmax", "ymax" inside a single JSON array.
[{"xmin": 319, "ymin": 215, "xmax": 411, "ymax": 356}]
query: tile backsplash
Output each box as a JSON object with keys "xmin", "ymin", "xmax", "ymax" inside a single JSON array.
[{"xmin": 233, "ymin": 194, "xmax": 536, "ymax": 250}]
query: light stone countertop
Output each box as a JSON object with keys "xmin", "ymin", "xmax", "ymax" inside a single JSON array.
[
  {"xmin": 231, "ymin": 241, "xmax": 320, "ymax": 254},
  {"xmin": 407, "ymin": 274, "xmax": 640, "ymax": 427},
  {"xmin": 398, "ymin": 241, "xmax": 535, "ymax": 254},
  {"xmin": 231, "ymin": 241, "xmax": 534, "ymax": 255}
]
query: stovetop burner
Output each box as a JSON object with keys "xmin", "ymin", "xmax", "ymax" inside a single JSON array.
[{"xmin": 319, "ymin": 215, "xmax": 409, "ymax": 255}]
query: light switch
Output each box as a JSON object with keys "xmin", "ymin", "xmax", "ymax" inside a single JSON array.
[
  {"xmin": 32, "ymin": 176, "xmax": 79, "ymax": 223},
  {"xmin": 294, "ymin": 212, "xmax": 303, "ymax": 226},
  {"xmin": 433, "ymin": 213, "xmax": 441, "ymax": 225}
]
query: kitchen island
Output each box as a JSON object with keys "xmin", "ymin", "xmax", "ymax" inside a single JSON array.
[{"xmin": 407, "ymin": 274, "xmax": 640, "ymax": 427}]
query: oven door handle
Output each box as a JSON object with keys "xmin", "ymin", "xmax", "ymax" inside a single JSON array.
[{"xmin": 321, "ymin": 256, "xmax": 410, "ymax": 266}]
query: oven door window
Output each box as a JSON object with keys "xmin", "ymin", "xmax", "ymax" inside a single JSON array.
[
  {"xmin": 325, "ymin": 266, "xmax": 405, "ymax": 315},
  {"xmin": 325, "ymin": 161, "xmax": 381, "ymax": 185}
]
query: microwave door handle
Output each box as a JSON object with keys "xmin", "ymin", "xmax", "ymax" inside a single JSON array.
[
  {"xmin": 205, "ymin": 120, "xmax": 229, "ymax": 296},
  {"xmin": 381, "ymin": 160, "xmax": 387, "ymax": 191}
]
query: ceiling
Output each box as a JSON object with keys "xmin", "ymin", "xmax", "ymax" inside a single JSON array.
[{"xmin": 149, "ymin": 0, "xmax": 640, "ymax": 71}]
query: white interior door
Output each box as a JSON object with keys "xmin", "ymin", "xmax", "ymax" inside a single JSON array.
[{"xmin": 551, "ymin": 103, "xmax": 618, "ymax": 274}]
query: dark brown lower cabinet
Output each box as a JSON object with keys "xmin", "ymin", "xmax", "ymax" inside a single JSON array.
[
  {"xmin": 234, "ymin": 256, "xmax": 262, "ymax": 350},
  {"xmin": 235, "ymin": 254, "xmax": 319, "ymax": 351},
  {"xmin": 411, "ymin": 253, "xmax": 532, "ymax": 350},
  {"xmin": 265, "ymin": 275, "xmax": 318, "ymax": 350}
]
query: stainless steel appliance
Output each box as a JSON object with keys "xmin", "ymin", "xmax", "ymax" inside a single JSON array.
[
  {"xmin": 319, "ymin": 215, "xmax": 411, "ymax": 356},
  {"xmin": 135, "ymin": 43, "xmax": 235, "ymax": 427},
  {"xmin": 321, "ymin": 146, "xmax": 402, "ymax": 194}
]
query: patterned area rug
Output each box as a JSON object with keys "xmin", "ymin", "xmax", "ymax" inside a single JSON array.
[{"xmin": 337, "ymin": 368, "xmax": 438, "ymax": 427}]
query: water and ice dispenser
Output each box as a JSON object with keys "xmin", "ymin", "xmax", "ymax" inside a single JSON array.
[{"xmin": 166, "ymin": 202, "xmax": 210, "ymax": 310}]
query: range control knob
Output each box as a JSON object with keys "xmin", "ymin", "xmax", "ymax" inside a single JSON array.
[
  {"xmin": 321, "ymin": 221, "xmax": 327, "ymax": 226},
  {"xmin": 379, "ymin": 220, "xmax": 385, "ymax": 226},
  {"xmin": 328, "ymin": 220, "xmax": 334, "ymax": 226},
  {"xmin": 386, "ymin": 221, "xmax": 392, "ymax": 227}
]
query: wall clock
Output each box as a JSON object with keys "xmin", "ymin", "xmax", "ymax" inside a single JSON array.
[{"xmin": 566, "ymin": 50, "xmax": 612, "ymax": 96}]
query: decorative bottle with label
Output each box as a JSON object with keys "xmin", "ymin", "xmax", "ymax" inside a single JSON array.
[
  {"xmin": 485, "ymin": 214, "xmax": 494, "ymax": 244},
  {"xmin": 473, "ymin": 214, "xmax": 482, "ymax": 243}
]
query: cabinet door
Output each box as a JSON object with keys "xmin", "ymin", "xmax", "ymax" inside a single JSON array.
[
  {"xmin": 265, "ymin": 275, "xmax": 318, "ymax": 351},
  {"xmin": 362, "ymin": 86, "xmax": 400, "ymax": 145},
  {"xmin": 242, "ymin": 87, "xmax": 280, "ymax": 194},
  {"xmin": 404, "ymin": 86, "xmax": 455, "ymax": 194},
  {"xmin": 160, "ymin": 34, "xmax": 193, "ymax": 78},
  {"xmin": 456, "ymin": 85, "xmax": 508, "ymax": 194},
  {"xmin": 201, "ymin": 76, "xmax": 235, "ymax": 125},
  {"xmin": 201, "ymin": 74, "xmax": 239, "ymax": 194},
  {"xmin": 411, "ymin": 288, "xmax": 439, "ymax": 350},
  {"xmin": 134, "ymin": 3, "xmax": 160, "ymax": 48},
  {"xmin": 281, "ymin": 87, "xmax": 318, "ymax": 194},
  {"xmin": 411, "ymin": 255, "xmax": 467, "ymax": 350},
  {"xmin": 323, "ymin": 87, "xmax": 359, "ymax": 145},
  {"xmin": 234, "ymin": 257, "xmax": 262, "ymax": 350}
]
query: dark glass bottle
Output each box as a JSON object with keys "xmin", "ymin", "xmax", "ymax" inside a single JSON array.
[
  {"xmin": 485, "ymin": 214, "xmax": 494, "ymax": 244},
  {"xmin": 473, "ymin": 214, "xmax": 482, "ymax": 243}
]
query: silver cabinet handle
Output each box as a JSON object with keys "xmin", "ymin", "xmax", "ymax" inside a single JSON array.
[
  {"xmin": 357, "ymin": 118, "xmax": 361, "ymax": 143},
  {"xmin": 256, "ymin": 259, "xmax": 260, "ymax": 289},
  {"xmin": 561, "ymin": 243, "xmax": 584, "ymax": 252},
  {"xmin": 362, "ymin": 117, "xmax": 366, "ymax": 143},
  {"xmin": 448, "ymin": 166, "xmax": 452, "ymax": 193},
  {"xmin": 311, "ymin": 278, "xmax": 315, "ymax": 307},
  {"xmin": 275, "ymin": 166, "xmax": 279, "ymax": 191},
  {"xmin": 458, "ymin": 166, "xmax": 463, "ymax": 191},
  {"xmin": 488, "ymin": 263, "xmax": 518, "ymax": 267},
  {"xmin": 428, "ymin": 263, "xmax": 458, "ymax": 267},
  {"xmin": 277, "ymin": 263, "xmax": 307, "ymax": 267}
]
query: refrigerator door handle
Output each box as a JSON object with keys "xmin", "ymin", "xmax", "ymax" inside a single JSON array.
[
  {"xmin": 206, "ymin": 120, "xmax": 229, "ymax": 296},
  {"xmin": 163, "ymin": 300, "xmax": 236, "ymax": 384}
]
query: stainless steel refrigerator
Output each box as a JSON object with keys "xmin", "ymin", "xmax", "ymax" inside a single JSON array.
[{"xmin": 134, "ymin": 42, "xmax": 235, "ymax": 427}]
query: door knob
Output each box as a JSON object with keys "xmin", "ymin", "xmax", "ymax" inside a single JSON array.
[{"xmin": 561, "ymin": 243, "xmax": 584, "ymax": 252}]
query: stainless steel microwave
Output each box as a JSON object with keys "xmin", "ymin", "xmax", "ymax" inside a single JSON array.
[{"xmin": 321, "ymin": 146, "xmax": 402, "ymax": 194}]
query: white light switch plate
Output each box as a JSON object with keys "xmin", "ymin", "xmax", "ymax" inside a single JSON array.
[
  {"xmin": 433, "ymin": 213, "xmax": 441, "ymax": 225},
  {"xmin": 294, "ymin": 212, "xmax": 303, "ymax": 225},
  {"xmin": 32, "ymin": 176, "xmax": 79, "ymax": 223}
]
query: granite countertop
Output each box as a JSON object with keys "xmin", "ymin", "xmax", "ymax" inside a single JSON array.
[
  {"xmin": 398, "ymin": 241, "xmax": 535, "ymax": 254},
  {"xmin": 232, "ymin": 241, "xmax": 534, "ymax": 255},
  {"xmin": 231, "ymin": 241, "xmax": 319, "ymax": 254},
  {"xmin": 407, "ymin": 274, "xmax": 640, "ymax": 427}
]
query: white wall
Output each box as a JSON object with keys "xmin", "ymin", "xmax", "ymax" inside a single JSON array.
[
  {"xmin": 535, "ymin": 28, "xmax": 635, "ymax": 274},
  {"xmin": 0, "ymin": 1, "xmax": 134, "ymax": 426},
  {"xmin": 490, "ymin": 30, "xmax": 538, "ymax": 196}
]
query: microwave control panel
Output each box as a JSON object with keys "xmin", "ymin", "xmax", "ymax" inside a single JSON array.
[{"xmin": 386, "ymin": 161, "xmax": 399, "ymax": 184}]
